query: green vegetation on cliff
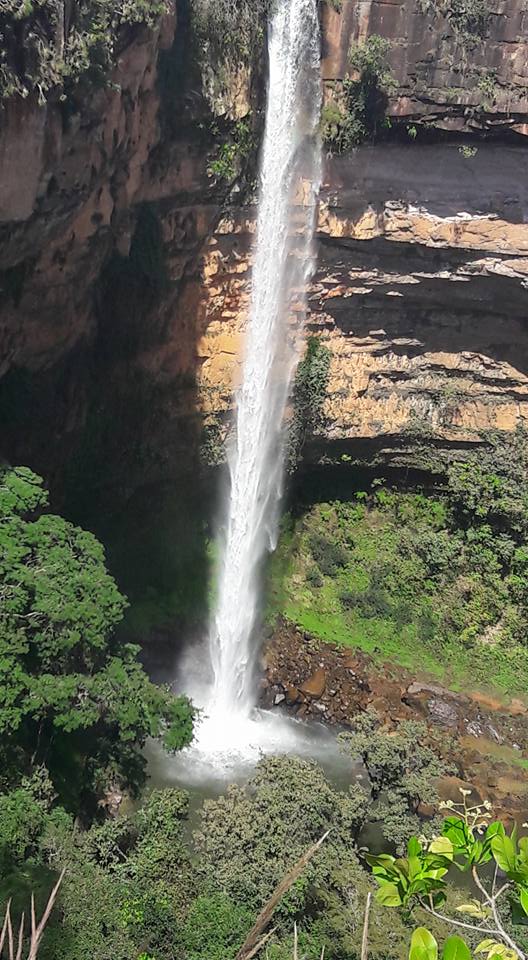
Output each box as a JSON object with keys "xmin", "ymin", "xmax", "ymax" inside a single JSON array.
[
  {"xmin": 0, "ymin": 0, "xmax": 168, "ymax": 102},
  {"xmin": 321, "ymin": 35, "xmax": 395, "ymax": 151},
  {"xmin": 269, "ymin": 431, "xmax": 528, "ymax": 697}
]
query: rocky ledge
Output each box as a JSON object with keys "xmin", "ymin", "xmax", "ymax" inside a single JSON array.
[{"xmin": 261, "ymin": 618, "xmax": 528, "ymax": 821}]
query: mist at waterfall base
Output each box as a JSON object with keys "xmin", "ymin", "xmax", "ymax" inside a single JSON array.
[{"xmin": 150, "ymin": 0, "xmax": 346, "ymax": 784}]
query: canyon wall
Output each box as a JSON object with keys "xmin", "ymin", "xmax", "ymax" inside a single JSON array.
[{"xmin": 1, "ymin": 0, "xmax": 528, "ymax": 509}]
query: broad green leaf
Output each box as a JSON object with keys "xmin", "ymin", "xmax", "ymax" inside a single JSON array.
[
  {"xmin": 475, "ymin": 941, "xmax": 498, "ymax": 955},
  {"xmin": 408, "ymin": 837, "xmax": 422, "ymax": 858},
  {"xmin": 486, "ymin": 822, "xmax": 505, "ymax": 839},
  {"xmin": 473, "ymin": 937, "xmax": 497, "ymax": 953},
  {"xmin": 365, "ymin": 854, "xmax": 396, "ymax": 868},
  {"xmin": 409, "ymin": 927, "xmax": 438, "ymax": 960},
  {"xmin": 443, "ymin": 817, "xmax": 473, "ymax": 858},
  {"xmin": 376, "ymin": 883, "xmax": 403, "ymax": 907},
  {"xmin": 429, "ymin": 836, "xmax": 454, "ymax": 861},
  {"xmin": 491, "ymin": 834, "xmax": 517, "ymax": 874},
  {"xmin": 520, "ymin": 887, "xmax": 528, "ymax": 916},
  {"xmin": 442, "ymin": 935, "xmax": 471, "ymax": 960}
]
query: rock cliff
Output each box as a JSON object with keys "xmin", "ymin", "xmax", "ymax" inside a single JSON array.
[{"xmin": 1, "ymin": 0, "xmax": 528, "ymax": 504}]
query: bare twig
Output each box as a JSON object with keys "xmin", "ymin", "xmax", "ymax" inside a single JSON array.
[
  {"xmin": 361, "ymin": 891, "xmax": 372, "ymax": 960},
  {"xmin": 235, "ymin": 833, "xmax": 329, "ymax": 960},
  {"xmin": 15, "ymin": 914, "xmax": 24, "ymax": 960},
  {"xmin": 471, "ymin": 867, "xmax": 524, "ymax": 960},
  {"xmin": 421, "ymin": 898, "xmax": 500, "ymax": 937}
]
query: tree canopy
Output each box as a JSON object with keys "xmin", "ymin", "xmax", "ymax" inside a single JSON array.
[{"xmin": 0, "ymin": 465, "xmax": 193, "ymax": 811}]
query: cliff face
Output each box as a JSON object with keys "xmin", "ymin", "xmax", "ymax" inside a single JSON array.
[
  {"xmin": 0, "ymin": 6, "xmax": 236, "ymax": 505},
  {"xmin": 1, "ymin": 0, "xmax": 528, "ymax": 505},
  {"xmin": 197, "ymin": 0, "xmax": 528, "ymax": 464}
]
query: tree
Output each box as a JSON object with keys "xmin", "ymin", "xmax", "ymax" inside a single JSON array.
[
  {"xmin": 339, "ymin": 714, "xmax": 454, "ymax": 848},
  {"xmin": 0, "ymin": 466, "xmax": 193, "ymax": 811},
  {"xmin": 194, "ymin": 755, "xmax": 370, "ymax": 932},
  {"xmin": 0, "ymin": 0, "xmax": 169, "ymax": 102}
]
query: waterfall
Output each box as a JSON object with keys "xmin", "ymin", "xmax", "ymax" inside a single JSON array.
[{"xmin": 202, "ymin": 0, "xmax": 322, "ymax": 744}]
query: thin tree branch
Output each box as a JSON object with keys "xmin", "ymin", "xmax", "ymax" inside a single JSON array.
[
  {"xmin": 420, "ymin": 899, "xmax": 500, "ymax": 937},
  {"xmin": 242, "ymin": 928, "xmax": 276, "ymax": 960}
]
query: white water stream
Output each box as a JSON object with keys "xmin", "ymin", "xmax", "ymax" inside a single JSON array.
[{"xmin": 179, "ymin": 0, "xmax": 322, "ymax": 768}]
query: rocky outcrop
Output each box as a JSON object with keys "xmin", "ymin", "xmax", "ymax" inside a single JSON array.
[
  {"xmin": 0, "ymin": 4, "xmax": 257, "ymax": 508},
  {"xmin": 261, "ymin": 618, "xmax": 528, "ymax": 821},
  {"xmin": 195, "ymin": 1, "xmax": 528, "ymax": 464}
]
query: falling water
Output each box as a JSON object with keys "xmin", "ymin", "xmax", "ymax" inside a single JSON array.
[{"xmin": 198, "ymin": 0, "xmax": 322, "ymax": 749}]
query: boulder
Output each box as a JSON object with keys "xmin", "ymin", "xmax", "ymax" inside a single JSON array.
[
  {"xmin": 299, "ymin": 667, "xmax": 326, "ymax": 699},
  {"xmin": 285, "ymin": 685, "xmax": 301, "ymax": 705},
  {"xmin": 427, "ymin": 697, "xmax": 460, "ymax": 728}
]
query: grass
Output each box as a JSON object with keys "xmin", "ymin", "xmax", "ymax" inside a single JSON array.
[{"xmin": 267, "ymin": 492, "xmax": 528, "ymax": 700}]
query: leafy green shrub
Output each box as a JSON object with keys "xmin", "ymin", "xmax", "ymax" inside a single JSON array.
[
  {"xmin": 308, "ymin": 531, "xmax": 348, "ymax": 577},
  {"xmin": 416, "ymin": 0, "xmax": 492, "ymax": 47},
  {"xmin": 366, "ymin": 793, "xmax": 528, "ymax": 960},
  {"xmin": 322, "ymin": 35, "xmax": 396, "ymax": 152},
  {"xmin": 0, "ymin": 0, "xmax": 169, "ymax": 102},
  {"xmin": 446, "ymin": 0, "xmax": 492, "ymax": 45},
  {"xmin": 270, "ymin": 440, "xmax": 528, "ymax": 694},
  {"xmin": 207, "ymin": 119, "xmax": 254, "ymax": 182},
  {"xmin": 190, "ymin": 0, "xmax": 270, "ymax": 67},
  {"xmin": 340, "ymin": 714, "xmax": 453, "ymax": 849},
  {"xmin": 194, "ymin": 755, "xmax": 369, "ymax": 925}
]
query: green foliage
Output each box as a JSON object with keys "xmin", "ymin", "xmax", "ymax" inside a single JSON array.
[
  {"xmin": 445, "ymin": 0, "xmax": 492, "ymax": 46},
  {"xmin": 190, "ymin": 0, "xmax": 270, "ymax": 69},
  {"xmin": 447, "ymin": 430, "xmax": 528, "ymax": 537},
  {"xmin": 0, "ymin": 466, "xmax": 194, "ymax": 809},
  {"xmin": 269, "ymin": 441, "xmax": 528, "ymax": 694},
  {"xmin": 340, "ymin": 714, "xmax": 453, "ymax": 848},
  {"xmin": 322, "ymin": 35, "xmax": 396, "ymax": 152},
  {"xmin": 289, "ymin": 337, "xmax": 331, "ymax": 469},
  {"xmin": 180, "ymin": 893, "xmax": 254, "ymax": 960},
  {"xmin": 366, "ymin": 794, "xmax": 528, "ymax": 960},
  {"xmin": 36, "ymin": 787, "xmax": 194, "ymax": 960},
  {"xmin": 207, "ymin": 120, "xmax": 254, "ymax": 182},
  {"xmin": 416, "ymin": 0, "xmax": 492, "ymax": 48},
  {"xmin": 0, "ymin": 0, "xmax": 169, "ymax": 102},
  {"xmin": 194, "ymin": 755, "xmax": 369, "ymax": 931}
]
